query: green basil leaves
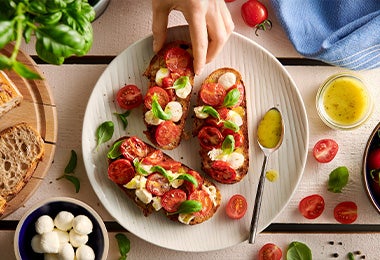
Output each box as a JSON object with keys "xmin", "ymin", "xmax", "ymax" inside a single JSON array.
[{"xmin": 328, "ymin": 166, "xmax": 349, "ymax": 193}]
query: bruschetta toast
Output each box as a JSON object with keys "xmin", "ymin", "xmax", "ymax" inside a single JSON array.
[
  {"xmin": 106, "ymin": 136, "xmax": 221, "ymax": 225},
  {"xmin": 143, "ymin": 41, "xmax": 194, "ymax": 150},
  {"xmin": 193, "ymin": 68, "xmax": 249, "ymax": 184}
]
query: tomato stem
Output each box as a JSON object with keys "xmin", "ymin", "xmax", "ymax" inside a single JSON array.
[{"xmin": 255, "ymin": 19, "xmax": 272, "ymax": 36}]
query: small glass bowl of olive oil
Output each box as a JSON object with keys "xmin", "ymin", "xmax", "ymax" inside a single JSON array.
[{"xmin": 316, "ymin": 73, "xmax": 373, "ymax": 130}]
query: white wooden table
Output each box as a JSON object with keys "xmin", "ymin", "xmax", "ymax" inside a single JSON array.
[{"xmin": 2, "ymin": 1, "xmax": 380, "ymax": 259}]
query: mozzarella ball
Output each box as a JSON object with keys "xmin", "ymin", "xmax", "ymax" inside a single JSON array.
[
  {"xmin": 35, "ymin": 215, "xmax": 54, "ymax": 234},
  {"xmin": 54, "ymin": 211, "xmax": 74, "ymax": 231},
  {"xmin": 31, "ymin": 234, "xmax": 44, "ymax": 253},
  {"xmin": 58, "ymin": 242, "xmax": 75, "ymax": 260},
  {"xmin": 72, "ymin": 215, "xmax": 93, "ymax": 235},
  {"xmin": 165, "ymin": 101, "xmax": 183, "ymax": 122},
  {"xmin": 69, "ymin": 229, "xmax": 88, "ymax": 248},
  {"xmin": 76, "ymin": 245, "xmax": 95, "ymax": 260},
  {"xmin": 218, "ymin": 72, "xmax": 236, "ymax": 89},
  {"xmin": 53, "ymin": 228, "xmax": 69, "ymax": 245},
  {"xmin": 40, "ymin": 231, "xmax": 60, "ymax": 253}
]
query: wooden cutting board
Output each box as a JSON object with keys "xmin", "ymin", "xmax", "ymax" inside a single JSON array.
[{"xmin": 0, "ymin": 44, "xmax": 57, "ymax": 218}]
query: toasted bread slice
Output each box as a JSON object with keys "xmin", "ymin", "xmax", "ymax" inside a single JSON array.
[
  {"xmin": 0, "ymin": 123, "xmax": 44, "ymax": 203},
  {"xmin": 143, "ymin": 41, "xmax": 194, "ymax": 150},
  {"xmin": 0, "ymin": 70, "xmax": 23, "ymax": 117},
  {"xmin": 193, "ymin": 68, "xmax": 249, "ymax": 184},
  {"xmin": 107, "ymin": 136, "xmax": 221, "ymax": 225}
]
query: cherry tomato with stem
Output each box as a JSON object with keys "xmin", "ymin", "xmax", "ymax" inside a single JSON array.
[
  {"xmin": 258, "ymin": 243, "xmax": 282, "ymax": 260},
  {"xmin": 241, "ymin": 0, "xmax": 272, "ymax": 36}
]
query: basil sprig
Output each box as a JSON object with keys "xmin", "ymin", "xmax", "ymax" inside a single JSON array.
[
  {"xmin": 57, "ymin": 150, "xmax": 80, "ymax": 193},
  {"xmin": 96, "ymin": 121, "xmax": 114, "ymax": 148},
  {"xmin": 133, "ymin": 158, "xmax": 149, "ymax": 176},
  {"xmin": 222, "ymin": 135, "xmax": 235, "ymax": 155},
  {"xmin": 167, "ymin": 200, "xmax": 202, "ymax": 215},
  {"xmin": 223, "ymin": 88, "xmax": 240, "ymax": 108},
  {"xmin": 200, "ymin": 105, "xmax": 239, "ymax": 132},
  {"xmin": 115, "ymin": 233, "xmax": 130, "ymax": 260},
  {"xmin": 201, "ymin": 106, "xmax": 220, "ymax": 120},
  {"xmin": 107, "ymin": 139, "xmax": 123, "ymax": 159},
  {"xmin": 172, "ymin": 76, "xmax": 189, "ymax": 90},
  {"xmin": 152, "ymin": 94, "xmax": 171, "ymax": 120}
]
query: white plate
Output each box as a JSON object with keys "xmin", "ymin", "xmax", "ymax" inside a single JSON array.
[{"xmin": 82, "ymin": 26, "xmax": 309, "ymax": 252}]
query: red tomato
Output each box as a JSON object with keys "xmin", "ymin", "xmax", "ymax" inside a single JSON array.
[
  {"xmin": 161, "ymin": 77, "xmax": 174, "ymax": 88},
  {"xmin": 226, "ymin": 194, "xmax": 247, "ymax": 219},
  {"xmin": 144, "ymin": 86, "xmax": 170, "ymax": 110},
  {"xmin": 227, "ymin": 83, "xmax": 245, "ymax": 107},
  {"xmin": 116, "ymin": 84, "xmax": 142, "ymax": 110},
  {"xmin": 161, "ymin": 189, "xmax": 187, "ymax": 213},
  {"xmin": 368, "ymin": 148, "xmax": 380, "ymax": 170},
  {"xmin": 164, "ymin": 47, "xmax": 192, "ymax": 74},
  {"xmin": 157, "ymin": 159, "xmax": 182, "ymax": 172},
  {"xmin": 258, "ymin": 243, "xmax": 282, "ymax": 260},
  {"xmin": 298, "ymin": 194, "xmax": 325, "ymax": 219},
  {"xmin": 107, "ymin": 159, "xmax": 135, "ymax": 185},
  {"xmin": 120, "ymin": 137, "xmax": 148, "ymax": 161},
  {"xmin": 334, "ymin": 201, "xmax": 358, "ymax": 224},
  {"xmin": 183, "ymin": 170, "xmax": 204, "ymax": 195},
  {"xmin": 155, "ymin": 121, "xmax": 181, "ymax": 147},
  {"xmin": 241, "ymin": 0, "xmax": 272, "ymax": 35},
  {"xmin": 199, "ymin": 82, "xmax": 226, "ymax": 107},
  {"xmin": 141, "ymin": 150, "xmax": 164, "ymax": 165},
  {"xmin": 222, "ymin": 129, "xmax": 244, "ymax": 148},
  {"xmin": 313, "ymin": 139, "xmax": 339, "ymax": 163},
  {"xmin": 146, "ymin": 173, "xmax": 171, "ymax": 196},
  {"xmin": 198, "ymin": 126, "xmax": 224, "ymax": 150},
  {"xmin": 189, "ymin": 189, "xmax": 213, "ymax": 217},
  {"xmin": 209, "ymin": 160, "xmax": 237, "ymax": 184}
]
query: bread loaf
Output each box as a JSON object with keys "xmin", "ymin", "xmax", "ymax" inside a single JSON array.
[
  {"xmin": 0, "ymin": 70, "xmax": 23, "ymax": 117},
  {"xmin": 0, "ymin": 123, "xmax": 44, "ymax": 208}
]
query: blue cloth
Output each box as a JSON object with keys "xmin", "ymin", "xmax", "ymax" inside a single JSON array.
[{"xmin": 271, "ymin": 0, "xmax": 380, "ymax": 70}]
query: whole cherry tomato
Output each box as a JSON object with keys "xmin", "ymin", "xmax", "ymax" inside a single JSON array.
[
  {"xmin": 368, "ymin": 148, "xmax": 380, "ymax": 170},
  {"xmin": 241, "ymin": 0, "xmax": 272, "ymax": 36}
]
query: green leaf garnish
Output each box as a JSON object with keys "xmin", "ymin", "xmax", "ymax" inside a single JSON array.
[
  {"xmin": 64, "ymin": 150, "xmax": 77, "ymax": 173},
  {"xmin": 176, "ymin": 173, "xmax": 198, "ymax": 187},
  {"xmin": 223, "ymin": 120, "xmax": 239, "ymax": 132},
  {"xmin": 222, "ymin": 135, "xmax": 235, "ymax": 155},
  {"xmin": 328, "ymin": 166, "xmax": 349, "ymax": 193},
  {"xmin": 115, "ymin": 233, "xmax": 130, "ymax": 260},
  {"xmin": 172, "ymin": 76, "xmax": 189, "ymax": 90},
  {"xmin": 152, "ymin": 94, "xmax": 171, "ymax": 120},
  {"xmin": 114, "ymin": 110, "xmax": 131, "ymax": 130},
  {"xmin": 96, "ymin": 121, "xmax": 114, "ymax": 148},
  {"xmin": 64, "ymin": 175, "xmax": 80, "ymax": 193},
  {"xmin": 133, "ymin": 158, "xmax": 150, "ymax": 176},
  {"xmin": 57, "ymin": 150, "xmax": 80, "ymax": 193},
  {"xmin": 223, "ymin": 88, "xmax": 240, "ymax": 108},
  {"xmin": 151, "ymin": 165, "xmax": 173, "ymax": 181},
  {"xmin": 286, "ymin": 241, "xmax": 312, "ymax": 260},
  {"xmin": 168, "ymin": 200, "xmax": 202, "ymax": 215},
  {"xmin": 107, "ymin": 139, "xmax": 123, "ymax": 159},
  {"xmin": 201, "ymin": 105, "xmax": 220, "ymax": 120}
]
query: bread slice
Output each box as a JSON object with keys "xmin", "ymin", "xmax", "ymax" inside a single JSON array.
[
  {"xmin": 0, "ymin": 70, "xmax": 23, "ymax": 117},
  {"xmin": 193, "ymin": 68, "xmax": 249, "ymax": 184},
  {"xmin": 107, "ymin": 136, "xmax": 221, "ymax": 225},
  {"xmin": 0, "ymin": 123, "xmax": 44, "ymax": 203},
  {"xmin": 143, "ymin": 41, "xmax": 195, "ymax": 150}
]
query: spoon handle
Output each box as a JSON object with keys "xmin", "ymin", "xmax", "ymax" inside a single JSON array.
[{"xmin": 248, "ymin": 155, "xmax": 268, "ymax": 244}]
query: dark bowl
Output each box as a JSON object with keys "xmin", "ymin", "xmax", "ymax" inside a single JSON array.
[
  {"xmin": 362, "ymin": 122, "xmax": 380, "ymax": 213},
  {"xmin": 14, "ymin": 197, "xmax": 109, "ymax": 260}
]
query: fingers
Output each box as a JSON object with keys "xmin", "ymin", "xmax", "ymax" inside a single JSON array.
[
  {"xmin": 152, "ymin": 0, "xmax": 171, "ymax": 53},
  {"xmin": 187, "ymin": 12, "xmax": 208, "ymax": 75}
]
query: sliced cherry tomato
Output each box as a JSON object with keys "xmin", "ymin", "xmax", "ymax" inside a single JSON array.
[
  {"xmin": 226, "ymin": 194, "xmax": 247, "ymax": 219},
  {"xmin": 144, "ymin": 86, "xmax": 170, "ymax": 110},
  {"xmin": 241, "ymin": 0, "xmax": 272, "ymax": 35},
  {"xmin": 368, "ymin": 148, "xmax": 380, "ymax": 170},
  {"xmin": 164, "ymin": 47, "xmax": 192, "ymax": 74},
  {"xmin": 107, "ymin": 159, "xmax": 135, "ymax": 185},
  {"xmin": 209, "ymin": 160, "xmax": 237, "ymax": 184},
  {"xmin": 334, "ymin": 201, "xmax": 358, "ymax": 224},
  {"xmin": 228, "ymin": 83, "xmax": 245, "ymax": 107},
  {"xmin": 204, "ymin": 107, "xmax": 229, "ymax": 127},
  {"xmin": 313, "ymin": 139, "xmax": 339, "ymax": 163},
  {"xmin": 258, "ymin": 243, "xmax": 283, "ymax": 260},
  {"xmin": 157, "ymin": 159, "xmax": 182, "ymax": 172},
  {"xmin": 161, "ymin": 76, "xmax": 174, "ymax": 88},
  {"xmin": 146, "ymin": 173, "xmax": 171, "ymax": 196},
  {"xmin": 116, "ymin": 84, "xmax": 142, "ymax": 110},
  {"xmin": 120, "ymin": 136, "xmax": 148, "ymax": 161},
  {"xmin": 222, "ymin": 129, "xmax": 244, "ymax": 148},
  {"xmin": 198, "ymin": 126, "xmax": 224, "ymax": 150},
  {"xmin": 183, "ymin": 170, "xmax": 204, "ymax": 195},
  {"xmin": 189, "ymin": 189, "xmax": 213, "ymax": 218},
  {"xmin": 141, "ymin": 150, "xmax": 164, "ymax": 165},
  {"xmin": 298, "ymin": 194, "xmax": 325, "ymax": 219},
  {"xmin": 199, "ymin": 82, "xmax": 226, "ymax": 107},
  {"xmin": 155, "ymin": 121, "xmax": 181, "ymax": 147},
  {"xmin": 161, "ymin": 189, "xmax": 187, "ymax": 213}
]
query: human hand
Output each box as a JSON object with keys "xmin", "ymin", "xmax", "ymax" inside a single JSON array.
[{"xmin": 152, "ymin": 0, "xmax": 234, "ymax": 75}]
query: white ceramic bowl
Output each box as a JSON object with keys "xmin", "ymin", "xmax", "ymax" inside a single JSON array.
[{"xmin": 14, "ymin": 197, "xmax": 109, "ymax": 260}]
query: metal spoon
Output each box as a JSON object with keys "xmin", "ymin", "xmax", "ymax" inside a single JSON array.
[{"xmin": 248, "ymin": 107, "xmax": 284, "ymax": 244}]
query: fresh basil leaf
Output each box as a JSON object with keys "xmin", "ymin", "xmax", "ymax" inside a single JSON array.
[
  {"xmin": 46, "ymin": 0, "xmax": 67, "ymax": 12},
  {"xmin": 152, "ymin": 95, "xmax": 171, "ymax": 120},
  {"xmin": 35, "ymin": 40, "xmax": 66, "ymax": 65},
  {"xmin": 223, "ymin": 120, "xmax": 239, "ymax": 132},
  {"xmin": 223, "ymin": 88, "xmax": 240, "ymax": 108},
  {"xmin": 115, "ymin": 233, "xmax": 130, "ymax": 259},
  {"xmin": 0, "ymin": 21, "xmax": 14, "ymax": 49},
  {"xmin": 168, "ymin": 200, "xmax": 202, "ymax": 215},
  {"xmin": 201, "ymin": 105, "xmax": 220, "ymax": 120},
  {"xmin": 35, "ymin": 11, "xmax": 62, "ymax": 25},
  {"xmin": 107, "ymin": 139, "xmax": 123, "ymax": 159},
  {"xmin": 114, "ymin": 110, "xmax": 131, "ymax": 130},
  {"xmin": 172, "ymin": 76, "xmax": 189, "ymax": 90},
  {"xmin": 133, "ymin": 158, "xmax": 149, "ymax": 176},
  {"xmin": 151, "ymin": 165, "xmax": 173, "ymax": 181},
  {"xmin": 328, "ymin": 166, "xmax": 349, "ymax": 193},
  {"xmin": 64, "ymin": 175, "xmax": 80, "ymax": 193},
  {"xmin": 286, "ymin": 241, "xmax": 312, "ymax": 260},
  {"xmin": 64, "ymin": 150, "xmax": 77, "ymax": 173},
  {"xmin": 177, "ymin": 174, "xmax": 198, "ymax": 187},
  {"xmin": 12, "ymin": 61, "xmax": 42, "ymax": 79},
  {"xmin": 96, "ymin": 121, "xmax": 114, "ymax": 148},
  {"xmin": 28, "ymin": 0, "xmax": 48, "ymax": 15},
  {"xmin": 222, "ymin": 135, "xmax": 235, "ymax": 155},
  {"xmin": 0, "ymin": 55, "xmax": 13, "ymax": 70}
]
